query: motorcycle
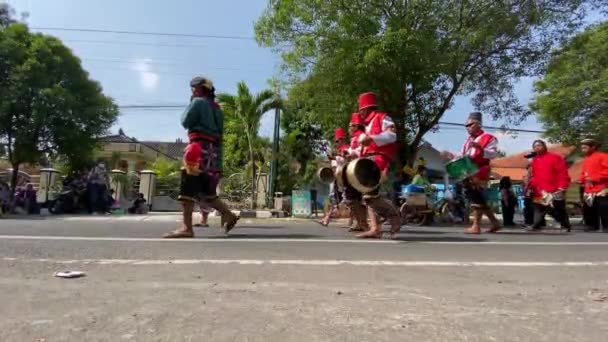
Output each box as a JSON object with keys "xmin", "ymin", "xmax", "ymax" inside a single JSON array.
[{"xmin": 48, "ymin": 188, "xmax": 78, "ymax": 214}]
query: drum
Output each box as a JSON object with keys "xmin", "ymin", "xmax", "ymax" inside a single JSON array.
[
  {"xmin": 345, "ymin": 158, "xmax": 381, "ymax": 193},
  {"xmin": 335, "ymin": 164, "xmax": 346, "ymax": 189},
  {"xmin": 317, "ymin": 167, "xmax": 335, "ymax": 184},
  {"xmin": 446, "ymin": 156, "xmax": 479, "ymax": 180}
]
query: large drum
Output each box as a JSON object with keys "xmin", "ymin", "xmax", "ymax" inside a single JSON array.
[
  {"xmin": 446, "ymin": 156, "xmax": 479, "ymax": 180},
  {"xmin": 344, "ymin": 158, "xmax": 382, "ymax": 193},
  {"xmin": 317, "ymin": 167, "xmax": 335, "ymax": 184}
]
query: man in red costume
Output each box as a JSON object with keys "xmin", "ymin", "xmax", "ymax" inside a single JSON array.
[
  {"xmin": 347, "ymin": 113, "xmax": 365, "ymax": 159},
  {"xmin": 579, "ymin": 138, "xmax": 608, "ymax": 232},
  {"xmin": 351, "ymin": 92, "xmax": 401, "ymax": 239},
  {"xmin": 528, "ymin": 140, "xmax": 571, "ymax": 232},
  {"xmin": 449, "ymin": 112, "xmax": 501, "ymax": 234},
  {"xmin": 320, "ymin": 128, "xmax": 350, "ymax": 226},
  {"xmin": 344, "ymin": 113, "xmax": 366, "ymax": 231}
]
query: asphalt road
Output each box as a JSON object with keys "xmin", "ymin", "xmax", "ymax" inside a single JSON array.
[{"xmin": 0, "ymin": 215, "xmax": 607, "ymax": 342}]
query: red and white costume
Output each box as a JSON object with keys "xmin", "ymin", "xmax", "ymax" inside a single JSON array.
[
  {"xmin": 461, "ymin": 130, "xmax": 498, "ymax": 181},
  {"xmin": 331, "ymin": 128, "xmax": 349, "ymax": 168},
  {"xmin": 347, "ymin": 113, "xmax": 365, "ymax": 158},
  {"xmin": 357, "ymin": 93, "xmax": 397, "ymax": 172}
]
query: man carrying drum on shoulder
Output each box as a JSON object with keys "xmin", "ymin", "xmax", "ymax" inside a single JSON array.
[{"xmin": 349, "ymin": 92, "xmax": 401, "ymax": 239}]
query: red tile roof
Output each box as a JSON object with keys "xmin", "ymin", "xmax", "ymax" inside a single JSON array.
[{"xmin": 490, "ymin": 144, "xmax": 577, "ymax": 182}]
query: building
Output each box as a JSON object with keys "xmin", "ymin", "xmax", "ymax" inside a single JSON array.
[
  {"xmin": 96, "ymin": 130, "xmax": 179, "ymax": 172},
  {"xmin": 139, "ymin": 139, "xmax": 187, "ymax": 161},
  {"xmin": 415, "ymin": 141, "xmax": 446, "ymax": 180},
  {"xmin": 490, "ymin": 144, "xmax": 577, "ymax": 182}
]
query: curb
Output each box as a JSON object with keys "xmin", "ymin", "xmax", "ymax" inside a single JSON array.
[{"xmin": 210, "ymin": 210, "xmax": 289, "ymax": 218}]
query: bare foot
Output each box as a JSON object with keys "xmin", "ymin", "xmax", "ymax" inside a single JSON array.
[
  {"xmin": 163, "ymin": 230, "xmax": 194, "ymax": 238},
  {"xmin": 355, "ymin": 230, "xmax": 383, "ymax": 239},
  {"xmin": 484, "ymin": 226, "xmax": 500, "ymax": 233},
  {"xmin": 464, "ymin": 227, "xmax": 481, "ymax": 235},
  {"xmin": 223, "ymin": 215, "xmax": 240, "ymax": 235}
]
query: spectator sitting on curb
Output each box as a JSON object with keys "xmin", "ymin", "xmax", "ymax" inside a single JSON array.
[{"xmin": 128, "ymin": 193, "xmax": 148, "ymax": 214}]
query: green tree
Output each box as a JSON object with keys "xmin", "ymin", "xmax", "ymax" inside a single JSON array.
[
  {"xmin": 255, "ymin": 0, "xmax": 597, "ymax": 166},
  {"xmin": 0, "ymin": 3, "xmax": 16, "ymax": 28},
  {"xmin": 217, "ymin": 81, "xmax": 281, "ymax": 209},
  {"xmin": 0, "ymin": 23, "xmax": 118, "ymax": 193},
  {"xmin": 531, "ymin": 22, "xmax": 608, "ymax": 148}
]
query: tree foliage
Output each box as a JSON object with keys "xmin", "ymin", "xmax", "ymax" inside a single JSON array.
[
  {"xmin": 218, "ymin": 82, "xmax": 281, "ymax": 208},
  {"xmin": 0, "ymin": 3, "xmax": 16, "ymax": 28},
  {"xmin": 531, "ymin": 22, "xmax": 608, "ymax": 148},
  {"xmin": 255, "ymin": 0, "xmax": 597, "ymax": 165},
  {"xmin": 0, "ymin": 22, "xmax": 118, "ymax": 191}
]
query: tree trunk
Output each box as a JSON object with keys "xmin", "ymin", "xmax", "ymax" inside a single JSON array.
[
  {"xmin": 248, "ymin": 145, "xmax": 257, "ymax": 210},
  {"xmin": 9, "ymin": 162, "xmax": 20, "ymax": 201}
]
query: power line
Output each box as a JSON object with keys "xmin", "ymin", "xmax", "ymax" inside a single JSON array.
[
  {"xmin": 80, "ymin": 56, "xmax": 268, "ymax": 70},
  {"xmin": 31, "ymin": 27, "xmax": 255, "ymax": 41},
  {"xmin": 438, "ymin": 121, "xmax": 544, "ymax": 134},
  {"xmin": 62, "ymin": 39, "xmax": 253, "ymax": 51},
  {"xmin": 115, "ymin": 105, "xmax": 546, "ymax": 134}
]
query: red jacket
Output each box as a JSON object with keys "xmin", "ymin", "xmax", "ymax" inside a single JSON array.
[
  {"xmin": 579, "ymin": 151, "xmax": 608, "ymax": 193},
  {"xmin": 461, "ymin": 130, "xmax": 498, "ymax": 181},
  {"xmin": 348, "ymin": 130, "xmax": 364, "ymax": 157},
  {"xmin": 530, "ymin": 152, "xmax": 571, "ymax": 196},
  {"xmin": 362, "ymin": 111, "xmax": 397, "ymax": 171}
]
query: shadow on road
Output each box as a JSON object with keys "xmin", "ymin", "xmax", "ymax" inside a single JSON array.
[
  {"xmin": 0, "ymin": 216, "xmax": 48, "ymax": 221},
  {"xmin": 401, "ymin": 229, "xmax": 446, "ymax": 235},
  {"xmin": 392, "ymin": 236, "xmax": 487, "ymax": 242},
  {"xmin": 495, "ymin": 231, "xmax": 570, "ymax": 236},
  {"xmin": 207, "ymin": 234, "xmax": 325, "ymax": 239}
]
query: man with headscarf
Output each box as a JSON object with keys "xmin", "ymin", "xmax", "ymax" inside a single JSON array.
[
  {"xmin": 528, "ymin": 139, "xmax": 571, "ymax": 232},
  {"xmin": 349, "ymin": 92, "xmax": 401, "ymax": 239},
  {"xmin": 164, "ymin": 76, "xmax": 239, "ymax": 238},
  {"xmin": 446, "ymin": 112, "xmax": 501, "ymax": 234},
  {"xmin": 579, "ymin": 138, "xmax": 608, "ymax": 232}
]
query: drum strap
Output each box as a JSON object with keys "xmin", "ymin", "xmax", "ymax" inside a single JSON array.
[{"xmin": 363, "ymin": 152, "xmax": 390, "ymax": 159}]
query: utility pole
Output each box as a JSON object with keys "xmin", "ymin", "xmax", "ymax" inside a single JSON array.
[{"xmin": 268, "ymin": 106, "xmax": 280, "ymax": 208}]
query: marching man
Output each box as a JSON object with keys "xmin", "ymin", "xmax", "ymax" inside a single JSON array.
[
  {"xmin": 344, "ymin": 113, "xmax": 367, "ymax": 231},
  {"xmin": 445, "ymin": 112, "xmax": 501, "ymax": 234},
  {"xmin": 164, "ymin": 76, "xmax": 239, "ymax": 238},
  {"xmin": 319, "ymin": 128, "xmax": 350, "ymax": 226},
  {"xmin": 351, "ymin": 92, "xmax": 401, "ymax": 239},
  {"xmin": 579, "ymin": 138, "xmax": 608, "ymax": 232}
]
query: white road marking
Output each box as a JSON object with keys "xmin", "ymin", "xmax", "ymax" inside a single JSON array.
[
  {"xmin": 3, "ymin": 257, "xmax": 608, "ymax": 267},
  {"xmin": 1, "ymin": 234, "xmax": 608, "ymax": 245}
]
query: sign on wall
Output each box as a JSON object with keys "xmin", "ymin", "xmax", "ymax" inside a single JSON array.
[{"xmin": 291, "ymin": 190, "xmax": 312, "ymax": 217}]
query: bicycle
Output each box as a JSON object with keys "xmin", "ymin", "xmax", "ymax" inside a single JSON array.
[{"xmin": 400, "ymin": 195, "xmax": 463, "ymax": 226}]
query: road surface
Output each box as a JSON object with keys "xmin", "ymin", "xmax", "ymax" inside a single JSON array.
[{"xmin": 0, "ymin": 214, "xmax": 607, "ymax": 341}]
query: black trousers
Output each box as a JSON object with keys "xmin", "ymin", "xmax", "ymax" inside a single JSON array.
[
  {"xmin": 523, "ymin": 198, "xmax": 534, "ymax": 225},
  {"xmin": 501, "ymin": 204, "xmax": 515, "ymax": 226},
  {"xmin": 586, "ymin": 196, "xmax": 608, "ymax": 231},
  {"xmin": 533, "ymin": 200, "xmax": 570, "ymax": 229}
]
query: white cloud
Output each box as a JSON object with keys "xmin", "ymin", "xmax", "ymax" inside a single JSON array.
[{"xmin": 131, "ymin": 59, "xmax": 159, "ymax": 91}]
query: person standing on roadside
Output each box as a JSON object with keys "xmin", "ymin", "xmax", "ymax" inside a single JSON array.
[
  {"xmin": 87, "ymin": 162, "xmax": 110, "ymax": 214},
  {"xmin": 499, "ymin": 176, "xmax": 517, "ymax": 227}
]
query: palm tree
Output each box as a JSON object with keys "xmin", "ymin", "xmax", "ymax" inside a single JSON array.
[{"xmin": 218, "ymin": 82, "xmax": 281, "ymax": 209}]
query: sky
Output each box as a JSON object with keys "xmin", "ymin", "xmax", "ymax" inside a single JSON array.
[{"xmin": 4, "ymin": 0, "xmax": 603, "ymax": 154}]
